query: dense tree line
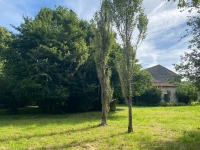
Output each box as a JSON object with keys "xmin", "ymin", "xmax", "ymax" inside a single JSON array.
[{"xmin": 0, "ymin": 5, "xmax": 153, "ymax": 115}]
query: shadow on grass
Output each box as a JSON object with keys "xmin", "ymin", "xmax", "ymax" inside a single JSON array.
[
  {"xmin": 41, "ymin": 131, "xmax": 126, "ymax": 149},
  {"xmin": 0, "ymin": 107, "xmax": 127, "ymax": 127},
  {"xmin": 108, "ymin": 112, "xmax": 126, "ymax": 120},
  {"xmin": 0, "ymin": 124, "xmax": 101, "ymax": 143},
  {"xmin": 139, "ymin": 130, "xmax": 200, "ymax": 150},
  {"xmin": 40, "ymin": 128, "xmax": 200, "ymax": 150},
  {"xmin": 0, "ymin": 107, "xmax": 103, "ymax": 127},
  {"xmin": 115, "ymin": 107, "xmax": 126, "ymax": 111}
]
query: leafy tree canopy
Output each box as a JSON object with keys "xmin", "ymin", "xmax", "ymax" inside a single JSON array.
[
  {"xmin": 0, "ymin": 6, "xmax": 89, "ymax": 112},
  {"xmin": 174, "ymin": 0, "xmax": 200, "ymax": 90}
]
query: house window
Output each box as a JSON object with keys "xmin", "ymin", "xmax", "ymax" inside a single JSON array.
[
  {"xmin": 164, "ymin": 94, "xmax": 168, "ymax": 101},
  {"xmin": 164, "ymin": 90, "xmax": 171, "ymax": 102}
]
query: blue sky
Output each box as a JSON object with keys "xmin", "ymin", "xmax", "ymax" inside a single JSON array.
[{"xmin": 0, "ymin": 0, "xmax": 193, "ymax": 71}]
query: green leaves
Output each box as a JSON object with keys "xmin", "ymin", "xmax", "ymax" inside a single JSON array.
[
  {"xmin": 92, "ymin": 1, "xmax": 115, "ymax": 124},
  {"xmin": 175, "ymin": 83, "xmax": 198, "ymax": 104},
  {"xmin": 175, "ymin": 11, "xmax": 200, "ymax": 90},
  {"xmin": 0, "ymin": 26, "xmax": 12, "ymax": 51},
  {"xmin": 132, "ymin": 65, "xmax": 153, "ymax": 97},
  {"xmin": 111, "ymin": 0, "xmax": 148, "ymax": 100},
  {"xmin": 0, "ymin": 6, "xmax": 90, "ymax": 112}
]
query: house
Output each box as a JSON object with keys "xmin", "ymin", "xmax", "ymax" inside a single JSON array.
[{"xmin": 145, "ymin": 65, "xmax": 179, "ymax": 103}]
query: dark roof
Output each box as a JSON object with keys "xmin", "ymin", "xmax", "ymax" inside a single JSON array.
[
  {"xmin": 145, "ymin": 64, "xmax": 178, "ymax": 83},
  {"xmin": 154, "ymin": 82, "xmax": 178, "ymax": 87}
]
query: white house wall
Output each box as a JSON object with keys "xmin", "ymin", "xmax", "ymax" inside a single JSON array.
[{"xmin": 160, "ymin": 87, "xmax": 177, "ymax": 103}]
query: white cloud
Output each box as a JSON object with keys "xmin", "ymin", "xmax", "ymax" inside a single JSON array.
[
  {"xmin": 136, "ymin": 0, "xmax": 194, "ymax": 72},
  {"xmin": 63, "ymin": 0, "xmax": 100, "ymax": 21}
]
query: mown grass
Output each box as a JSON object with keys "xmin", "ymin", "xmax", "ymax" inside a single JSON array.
[{"xmin": 0, "ymin": 105, "xmax": 200, "ymax": 150}]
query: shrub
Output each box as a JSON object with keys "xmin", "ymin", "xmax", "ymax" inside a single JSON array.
[
  {"xmin": 175, "ymin": 83, "xmax": 198, "ymax": 104},
  {"xmin": 137, "ymin": 87, "xmax": 162, "ymax": 105},
  {"xmin": 159, "ymin": 102, "xmax": 186, "ymax": 107},
  {"xmin": 190, "ymin": 101, "xmax": 200, "ymax": 106}
]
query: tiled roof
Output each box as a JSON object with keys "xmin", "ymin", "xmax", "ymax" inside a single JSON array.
[
  {"xmin": 154, "ymin": 82, "xmax": 178, "ymax": 87},
  {"xmin": 145, "ymin": 64, "xmax": 178, "ymax": 83}
]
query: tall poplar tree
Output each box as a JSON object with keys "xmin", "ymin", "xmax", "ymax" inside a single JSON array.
[
  {"xmin": 92, "ymin": 0, "xmax": 114, "ymax": 126},
  {"xmin": 111, "ymin": 0, "xmax": 148, "ymax": 133}
]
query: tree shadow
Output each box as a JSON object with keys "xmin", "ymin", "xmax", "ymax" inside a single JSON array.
[
  {"xmin": 0, "ymin": 107, "xmax": 102, "ymax": 127},
  {"xmin": 115, "ymin": 107, "xmax": 126, "ymax": 111},
  {"xmin": 108, "ymin": 112, "xmax": 126, "ymax": 120},
  {"xmin": 0, "ymin": 106, "xmax": 127, "ymax": 127},
  {"xmin": 40, "ymin": 131, "xmax": 126, "ymax": 149},
  {"xmin": 0, "ymin": 124, "xmax": 101, "ymax": 143}
]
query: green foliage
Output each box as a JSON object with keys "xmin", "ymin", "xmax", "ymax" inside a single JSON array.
[
  {"xmin": 159, "ymin": 102, "xmax": 186, "ymax": 107},
  {"xmin": 174, "ymin": 0, "xmax": 200, "ymax": 90},
  {"xmin": 0, "ymin": 76, "xmax": 18, "ymax": 112},
  {"xmin": 174, "ymin": 15, "xmax": 200, "ymax": 90},
  {"xmin": 0, "ymin": 3, "xmax": 151, "ymax": 115},
  {"xmin": 109, "ymin": 49, "xmax": 123, "ymax": 103},
  {"xmin": 138, "ymin": 87, "xmax": 162, "ymax": 105},
  {"xmin": 66, "ymin": 56, "xmax": 101, "ymax": 112},
  {"xmin": 0, "ymin": 6, "xmax": 89, "ymax": 112},
  {"xmin": 0, "ymin": 26, "xmax": 12, "ymax": 51},
  {"xmin": 0, "ymin": 26, "xmax": 12, "ymax": 74},
  {"xmin": 190, "ymin": 101, "xmax": 200, "ymax": 106},
  {"xmin": 175, "ymin": 83, "xmax": 198, "ymax": 104},
  {"xmin": 0, "ymin": 26, "xmax": 17, "ymax": 112},
  {"xmin": 0, "ymin": 5, "xmax": 119, "ymax": 113},
  {"xmin": 167, "ymin": 0, "xmax": 200, "ymax": 9},
  {"xmin": 112, "ymin": 0, "xmax": 148, "ymax": 104},
  {"xmin": 132, "ymin": 64, "xmax": 153, "ymax": 97},
  {"xmin": 110, "ymin": 0, "xmax": 148, "ymax": 132},
  {"xmin": 170, "ymin": 0, "xmax": 200, "ymax": 8},
  {"xmin": 92, "ymin": 0, "xmax": 115, "ymax": 125}
]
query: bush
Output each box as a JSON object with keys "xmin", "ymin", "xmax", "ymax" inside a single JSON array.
[
  {"xmin": 175, "ymin": 83, "xmax": 198, "ymax": 104},
  {"xmin": 0, "ymin": 76, "xmax": 19, "ymax": 112},
  {"xmin": 110, "ymin": 99, "xmax": 117, "ymax": 111},
  {"xmin": 159, "ymin": 102, "xmax": 173, "ymax": 107},
  {"xmin": 136, "ymin": 87, "xmax": 162, "ymax": 105},
  {"xmin": 159, "ymin": 102, "xmax": 186, "ymax": 107},
  {"xmin": 190, "ymin": 101, "xmax": 200, "ymax": 106}
]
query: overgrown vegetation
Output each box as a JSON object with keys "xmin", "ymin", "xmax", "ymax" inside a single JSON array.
[
  {"xmin": 134, "ymin": 87, "xmax": 162, "ymax": 105},
  {"xmin": 0, "ymin": 3, "xmax": 151, "ymax": 115},
  {"xmin": 175, "ymin": 83, "xmax": 199, "ymax": 104}
]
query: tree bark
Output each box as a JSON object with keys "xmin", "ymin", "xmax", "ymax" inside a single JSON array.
[
  {"xmin": 128, "ymin": 96, "xmax": 133, "ymax": 133},
  {"xmin": 101, "ymin": 105, "xmax": 107, "ymax": 126},
  {"xmin": 100, "ymin": 62, "xmax": 108, "ymax": 126}
]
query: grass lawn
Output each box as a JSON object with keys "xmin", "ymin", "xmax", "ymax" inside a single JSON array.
[{"xmin": 0, "ymin": 105, "xmax": 200, "ymax": 150}]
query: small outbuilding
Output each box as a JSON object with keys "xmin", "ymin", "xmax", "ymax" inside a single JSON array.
[{"xmin": 145, "ymin": 65, "xmax": 179, "ymax": 103}]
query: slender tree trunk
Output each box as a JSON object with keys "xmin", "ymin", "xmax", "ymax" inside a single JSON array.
[
  {"xmin": 101, "ymin": 104, "xmax": 107, "ymax": 126},
  {"xmin": 127, "ymin": 58, "xmax": 133, "ymax": 133},
  {"xmin": 127, "ymin": 69, "xmax": 133, "ymax": 133},
  {"xmin": 128, "ymin": 96, "xmax": 133, "ymax": 133},
  {"xmin": 101, "ymin": 62, "xmax": 108, "ymax": 126}
]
